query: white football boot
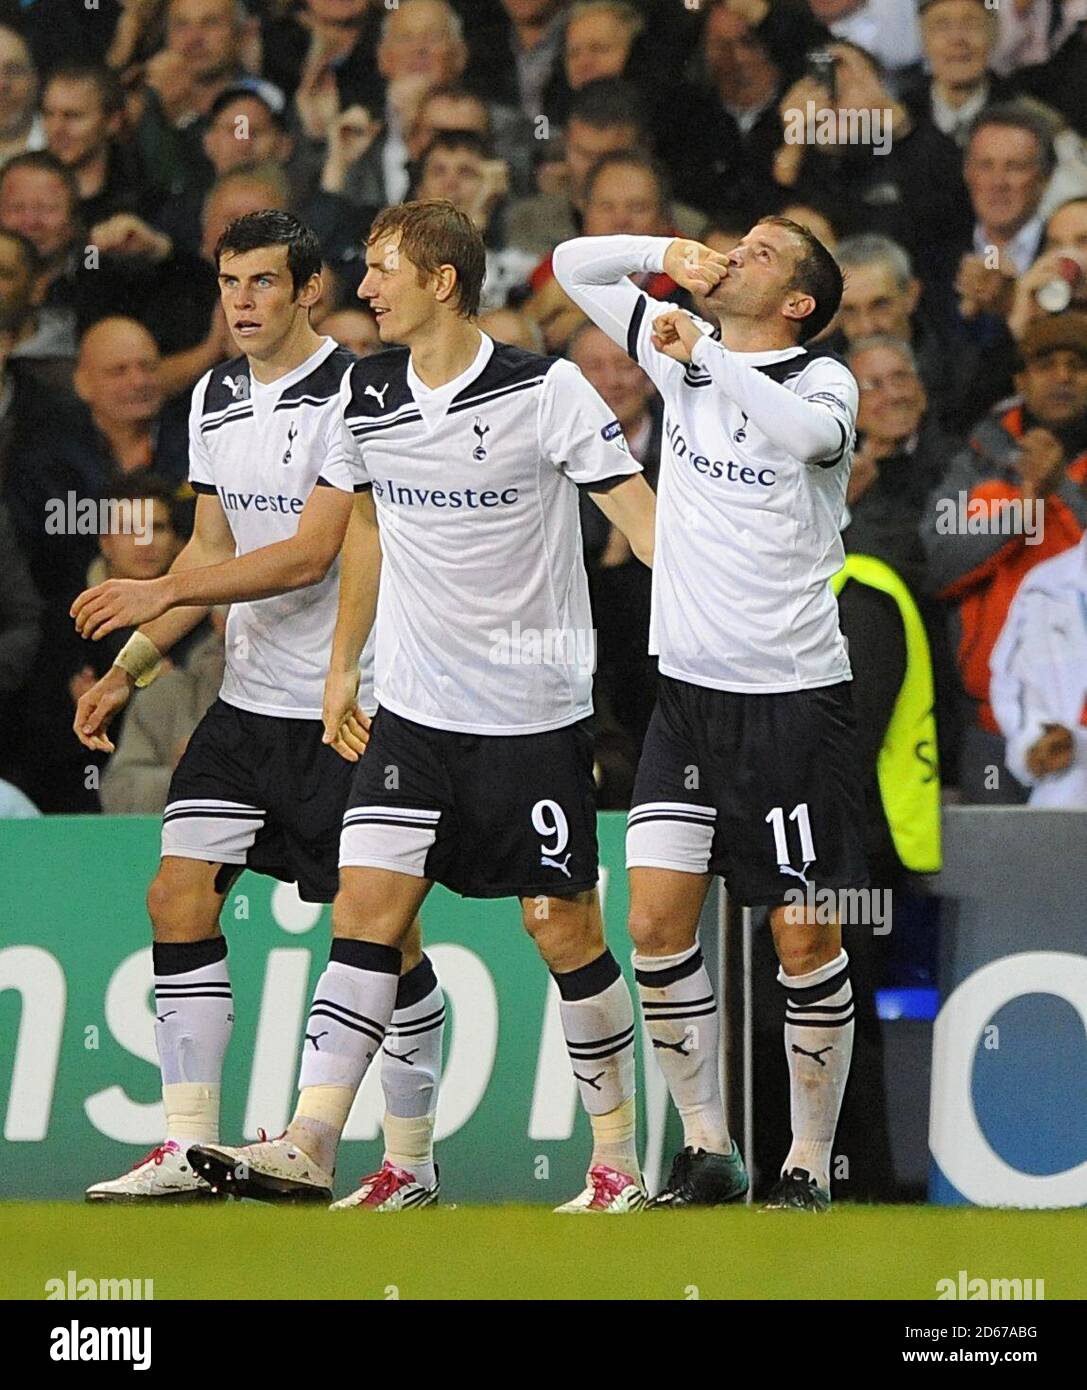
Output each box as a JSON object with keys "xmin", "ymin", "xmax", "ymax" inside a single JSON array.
[
  {"xmin": 329, "ymin": 1161, "xmax": 440, "ymax": 1211},
  {"xmin": 187, "ymin": 1130, "xmax": 334, "ymax": 1203},
  {"xmin": 553, "ymin": 1164, "xmax": 647, "ymax": 1214},
  {"xmin": 85, "ymin": 1141, "xmax": 217, "ymax": 1203}
]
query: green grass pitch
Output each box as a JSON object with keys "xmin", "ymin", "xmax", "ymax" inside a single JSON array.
[{"xmin": 3, "ymin": 1203, "xmax": 1084, "ymax": 1300}]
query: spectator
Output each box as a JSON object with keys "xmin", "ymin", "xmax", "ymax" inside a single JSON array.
[
  {"xmin": 478, "ymin": 305, "xmax": 544, "ymax": 350},
  {"xmin": 524, "ymin": 150, "xmax": 684, "ymax": 348},
  {"xmin": 0, "ymin": 152, "xmax": 82, "ymax": 313},
  {"xmin": 569, "ymin": 318, "xmax": 660, "ymax": 749},
  {"xmin": 0, "ymin": 25, "xmax": 43, "ymax": 168},
  {"xmin": 4, "ymin": 315, "xmax": 188, "ymax": 602},
  {"xmin": 922, "ymin": 312, "xmax": 1087, "ymax": 802},
  {"xmin": 473, "ymin": 1, "xmax": 569, "ymax": 117},
  {"xmin": 410, "ymin": 131, "xmax": 535, "ymax": 309},
  {"xmin": 0, "ymin": 227, "xmax": 77, "ymax": 417},
  {"xmin": 773, "ymin": 41, "xmax": 971, "ymax": 259},
  {"xmin": 1044, "ymin": 195, "xmax": 1087, "ymax": 254},
  {"xmin": 321, "ymin": 305, "xmax": 381, "ymax": 357},
  {"xmin": 933, "ymin": 104, "xmax": 1056, "ymax": 334},
  {"xmin": 844, "ymin": 335, "xmax": 952, "ymax": 593},
  {"xmin": 100, "ymin": 608, "xmax": 225, "ymax": 814},
  {"xmin": 834, "ymin": 232, "xmax": 1016, "ymax": 432},
  {"xmin": 563, "ymin": 1, "xmax": 643, "ymax": 93},
  {"xmin": 136, "ymin": 0, "xmax": 274, "ymax": 135},
  {"xmin": 506, "ymin": 77, "xmax": 705, "ymax": 259},
  {"xmin": 41, "ymin": 63, "xmax": 141, "ymax": 227},
  {"xmin": 335, "ymin": 0, "xmax": 471, "ymax": 208},
  {"xmin": 261, "ymin": 0, "xmax": 384, "ymax": 114},
  {"xmin": 991, "ymin": 531, "xmax": 1087, "ymax": 807},
  {"xmin": 153, "ymin": 84, "xmax": 295, "ymax": 255},
  {"xmin": 661, "ymin": 0, "xmax": 801, "ymax": 222},
  {"xmin": 902, "ymin": 0, "xmax": 1016, "ymax": 151},
  {"xmin": 14, "ymin": 473, "xmax": 187, "ymax": 813},
  {"xmin": 407, "ymin": 83, "xmax": 536, "ymax": 198}
]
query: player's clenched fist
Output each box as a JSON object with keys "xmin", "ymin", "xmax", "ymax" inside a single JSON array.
[
  {"xmin": 322, "ymin": 666, "xmax": 371, "ymax": 762},
  {"xmin": 73, "ymin": 665, "xmax": 134, "ymax": 753},
  {"xmin": 71, "ymin": 576, "xmax": 172, "ymax": 639},
  {"xmin": 662, "ymin": 238, "xmax": 731, "ymax": 297},
  {"xmin": 651, "ymin": 309, "xmax": 703, "ymax": 364}
]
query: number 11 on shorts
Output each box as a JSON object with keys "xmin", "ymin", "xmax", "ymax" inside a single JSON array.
[{"xmin": 766, "ymin": 802, "xmax": 817, "ymax": 880}]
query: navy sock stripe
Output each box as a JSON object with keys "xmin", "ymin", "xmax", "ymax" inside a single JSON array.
[
  {"xmin": 640, "ymin": 993, "xmax": 715, "ymax": 1009},
  {"xmin": 152, "ymin": 936, "xmax": 227, "ymax": 976},
  {"xmin": 306, "ymin": 1007, "xmax": 384, "ymax": 1046},
  {"xmin": 634, "ymin": 948, "xmax": 704, "ymax": 989},
  {"xmin": 394, "ymin": 953, "xmax": 439, "ymax": 1010},
  {"xmin": 779, "ymin": 962, "xmax": 850, "ymax": 1004},
  {"xmin": 330, "ymin": 938, "xmax": 401, "ymax": 975},
  {"xmin": 552, "ymin": 949, "xmax": 621, "ymax": 1002}
]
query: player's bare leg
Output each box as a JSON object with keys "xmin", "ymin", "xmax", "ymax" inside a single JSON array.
[
  {"xmin": 86, "ymin": 856, "xmax": 234, "ymax": 1202},
  {"xmin": 521, "ymin": 888, "xmax": 645, "ymax": 1213},
  {"xmin": 190, "ymin": 867, "xmax": 430, "ymax": 1201},
  {"xmin": 627, "ymin": 866, "xmax": 748, "ymax": 1208},
  {"xmin": 764, "ymin": 906, "xmax": 851, "ymax": 1212}
]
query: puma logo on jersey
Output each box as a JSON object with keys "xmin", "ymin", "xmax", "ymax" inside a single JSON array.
[
  {"xmin": 541, "ymin": 851, "xmax": 572, "ymax": 877},
  {"xmin": 365, "ymin": 382, "xmax": 390, "ymax": 409},
  {"xmin": 791, "ymin": 1043, "xmax": 833, "ymax": 1067},
  {"xmin": 779, "ymin": 861, "xmax": 813, "ymax": 886},
  {"xmin": 282, "ymin": 423, "xmax": 298, "ymax": 466},
  {"xmin": 472, "ymin": 417, "xmax": 490, "ymax": 460},
  {"xmin": 223, "ymin": 374, "xmax": 248, "ymax": 401}
]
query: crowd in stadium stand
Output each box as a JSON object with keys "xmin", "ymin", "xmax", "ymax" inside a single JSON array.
[{"xmin": 1, "ymin": 0, "xmax": 1086, "ymax": 840}]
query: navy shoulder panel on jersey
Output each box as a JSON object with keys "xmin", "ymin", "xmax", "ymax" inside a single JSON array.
[
  {"xmin": 276, "ymin": 344, "xmax": 356, "ymax": 410},
  {"xmin": 343, "ymin": 347, "xmax": 413, "ymax": 423},
  {"xmin": 447, "ymin": 342, "xmax": 559, "ymax": 416},
  {"xmin": 202, "ymin": 355, "xmax": 252, "ymax": 417},
  {"xmin": 752, "ymin": 346, "xmax": 849, "ymax": 386}
]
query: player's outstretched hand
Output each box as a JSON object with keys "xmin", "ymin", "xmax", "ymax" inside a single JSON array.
[
  {"xmin": 73, "ymin": 666, "xmax": 134, "ymax": 752},
  {"xmin": 651, "ymin": 309, "xmax": 703, "ymax": 364},
  {"xmin": 71, "ymin": 577, "xmax": 172, "ymax": 640},
  {"xmin": 322, "ymin": 667, "xmax": 370, "ymax": 762}
]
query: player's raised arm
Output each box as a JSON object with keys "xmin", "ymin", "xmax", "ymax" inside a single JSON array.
[
  {"xmin": 553, "ymin": 234, "xmax": 727, "ymax": 381},
  {"xmin": 323, "ymin": 488, "xmax": 382, "ymax": 761},
  {"xmin": 652, "ymin": 306, "xmax": 856, "ymax": 467},
  {"xmin": 72, "ymin": 489, "xmax": 237, "ymax": 751}
]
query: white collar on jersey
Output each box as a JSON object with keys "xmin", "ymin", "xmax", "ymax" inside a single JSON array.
[
  {"xmin": 406, "ymin": 329, "xmax": 493, "ymax": 407},
  {"xmin": 724, "ymin": 344, "xmax": 808, "ymax": 366},
  {"xmin": 247, "ymin": 335, "xmax": 340, "ymax": 398}
]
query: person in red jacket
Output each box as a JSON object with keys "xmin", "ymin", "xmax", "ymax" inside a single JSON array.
[{"xmin": 922, "ymin": 312, "xmax": 1087, "ymax": 801}]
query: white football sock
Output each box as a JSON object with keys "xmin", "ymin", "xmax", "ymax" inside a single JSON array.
[
  {"xmin": 152, "ymin": 937, "xmax": 233, "ymax": 1147},
  {"xmin": 554, "ymin": 950, "xmax": 639, "ymax": 1177},
  {"xmin": 290, "ymin": 939, "xmax": 400, "ymax": 1172},
  {"xmin": 634, "ymin": 943, "xmax": 731, "ymax": 1155},
  {"xmin": 381, "ymin": 954, "xmax": 445, "ymax": 1186},
  {"xmin": 780, "ymin": 948, "xmax": 854, "ymax": 1192}
]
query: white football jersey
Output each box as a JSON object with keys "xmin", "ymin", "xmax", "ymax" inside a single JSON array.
[
  {"xmin": 555, "ymin": 235, "xmax": 858, "ymax": 694},
  {"xmin": 339, "ymin": 331, "xmax": 642, "ymax": 735},
  {"xmin": 188, "ymin": 337, "xmax": 375, "ymax": 719}
]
